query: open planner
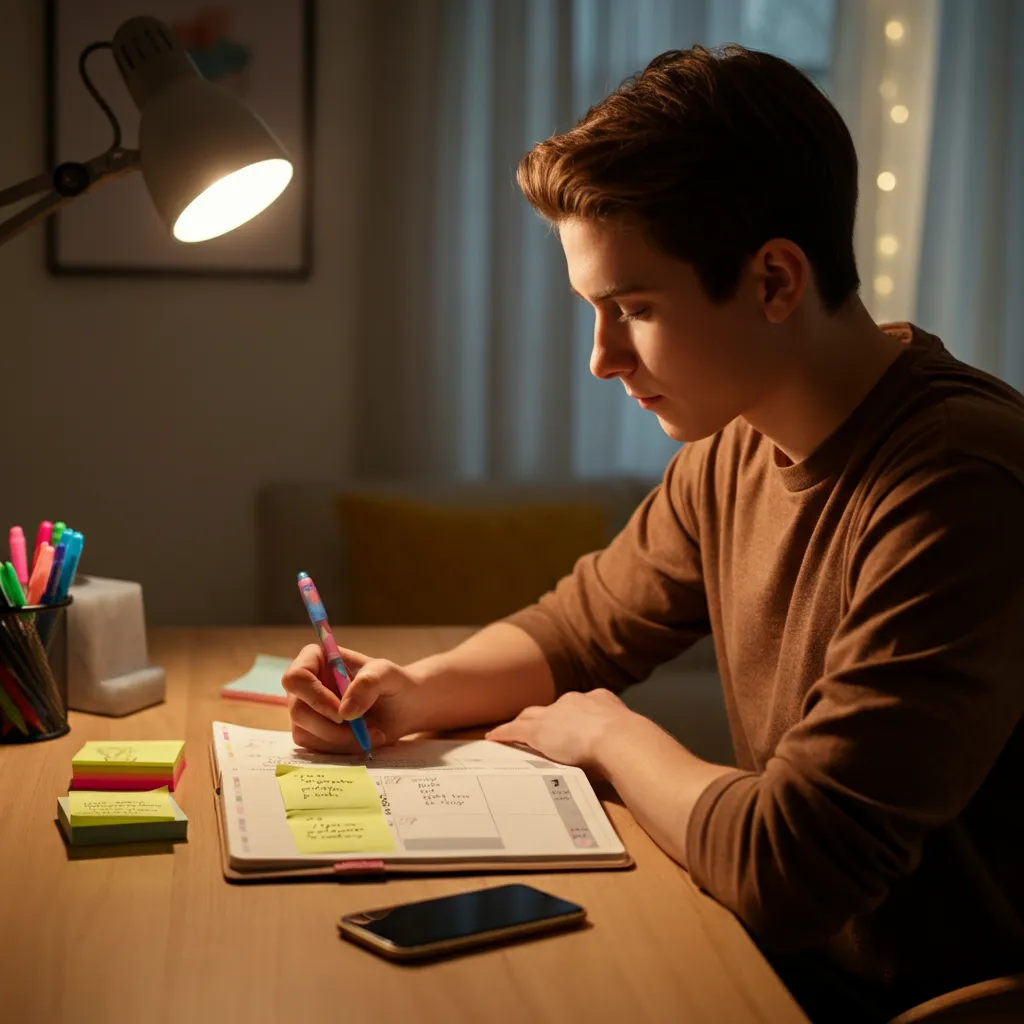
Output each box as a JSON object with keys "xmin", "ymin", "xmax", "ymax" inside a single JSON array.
[{"xmin": 211, "ymin": 721, "xmax": 632, "ymax": 881}]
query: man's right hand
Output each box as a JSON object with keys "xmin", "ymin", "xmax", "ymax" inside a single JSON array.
[{"xmin": 282, "ymin": 644, "xmax": 425, "ymax": 754}]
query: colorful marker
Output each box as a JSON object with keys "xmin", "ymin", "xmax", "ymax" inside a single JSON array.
[
  {"xmin": 41, "ymin": 544, "xmax": 66, "ymax": 605},
  {"xmin": 32, "ymin": 520, "xmax": 53, "ymax": 573},
  {"xmin": 51, "ymin": 521, "xmax": 67, "ymax": 548},
  {"xmin": 2, "ymin": 562, "xmax": 25, "ymax": 608},
  {"xmin": 9, "ymin": 527, "xmax": 28, "ymax": 585},
  {"xmin": 55, "ymin": 531, "xmax": 84, "ymax": 600},
  {"xmin": 27, "ymin": 544, "xmax": 54, "ymax": 606}
]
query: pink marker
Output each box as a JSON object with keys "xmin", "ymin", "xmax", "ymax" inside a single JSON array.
[
  {"xmin": 32, "ymin": 520, "xmax": 52, "ymax": 573},
  {"xmin": 27, "ymin": 543, "xmax": 55, "ymax": 606},
  {"xmin": 9, "ymin": 526, "xmax": 28, "ymax": 586}
]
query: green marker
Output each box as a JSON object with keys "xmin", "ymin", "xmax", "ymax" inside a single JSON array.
[
  {"xmin": 51, "ymin": 521, "xmax": 67, "ymax": 547},
  {"xmin": 0, "ymin": 562, "xmax": 12, "ymax": 606},
  {"xmin": 3, "ymin": 562, "xmax": 26, "ymax": 607}
]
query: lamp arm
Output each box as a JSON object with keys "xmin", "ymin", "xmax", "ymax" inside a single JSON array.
[
  {"xmin": 0, "ymin": 146, "xmax": 139, "ymax": 249},
  {"xmin": 0, "ymin": 171, "xmax": 55, "ymax": 209}
]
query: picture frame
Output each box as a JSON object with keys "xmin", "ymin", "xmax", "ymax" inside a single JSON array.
[{"xmin": 44, "ymin": 0, "xmax": 315, "ymax": 278}]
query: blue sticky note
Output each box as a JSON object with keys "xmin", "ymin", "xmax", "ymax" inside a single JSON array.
[{"xmin": 221, "ymin": 655, "xmax": 292, "ymax": 705}]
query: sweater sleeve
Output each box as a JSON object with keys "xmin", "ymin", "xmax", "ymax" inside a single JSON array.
[
  {"xmin": 685, "ymin": 455, "xmax": 1024, "ymax": 951},
  {"xmin": 502, "ymin": 443, "xmax": 711, "ymax": 696}
]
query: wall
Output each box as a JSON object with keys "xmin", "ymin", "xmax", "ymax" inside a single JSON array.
[{"xmin": 0, "ymin": 0, "xmax": 363, "ymax": 625}]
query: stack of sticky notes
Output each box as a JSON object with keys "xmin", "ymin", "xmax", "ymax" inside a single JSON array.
[
  {"xmin": 56, "ymin": 787, "xmax": 188, "ymax": 846},
  {"xmin": 221, "ymin": 654, "xmax": 290, "ymax": 705},
  {"xmin": 70, "ymin": 740, "xmax": 186, "ymax": 791}
]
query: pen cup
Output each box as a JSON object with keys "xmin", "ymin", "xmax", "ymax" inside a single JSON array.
[{"xmin": 0, "ymin": 597, "xmax": 72, "ymax": 744}]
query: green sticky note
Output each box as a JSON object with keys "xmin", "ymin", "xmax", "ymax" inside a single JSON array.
[
  {"xmin": 68, "ymin": 787, "xmax": 175, "ymax": 826},
  {"xmin": 275, "ymin": 765, "xmax": 380, "ymax": 811}
]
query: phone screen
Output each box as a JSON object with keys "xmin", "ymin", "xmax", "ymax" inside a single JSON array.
[{"xmin": 344, "ymin": 884, "xmax": 583, "ymax": 949}]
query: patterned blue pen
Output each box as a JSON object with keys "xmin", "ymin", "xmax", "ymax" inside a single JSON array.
[{"xmin": 296, "ymin": 571, "xmax": 373, "ymax": 757}]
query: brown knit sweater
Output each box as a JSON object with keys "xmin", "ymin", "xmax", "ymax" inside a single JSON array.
[{"xmin": 505, "ymin": 324, "xmax": 1024, "ymax": 1010}]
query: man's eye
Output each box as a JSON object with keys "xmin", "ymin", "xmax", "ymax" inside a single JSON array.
[{"xmin": 617, "ymin": 308, "xmax": 649, "ymax": 323}]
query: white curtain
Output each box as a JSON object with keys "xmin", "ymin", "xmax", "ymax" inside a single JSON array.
[
  {"xmin": 350, "ymin": 0, "xmax": 836, "ymax": 483},
  {"xmin": 915, "ymin": 0, "xmax": 1024, "ymax": 392}
]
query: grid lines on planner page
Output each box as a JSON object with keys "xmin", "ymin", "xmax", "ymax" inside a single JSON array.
[{"xmin": 378, "ymin": 771, "xmax": 596, "ymax": 853}]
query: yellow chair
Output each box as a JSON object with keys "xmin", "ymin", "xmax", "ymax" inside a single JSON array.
[
  {"xmin": 335, "ymin": 491, "xmax": 611, "ymax": 625},
  {"xmin": 888, "ymin": 974, "xmax": 1024, "ymax": 1023}
]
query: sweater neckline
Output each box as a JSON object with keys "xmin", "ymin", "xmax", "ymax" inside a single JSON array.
[{"xmin": 773, "ymin": 324, "xmax": 934, "ymax": 493}]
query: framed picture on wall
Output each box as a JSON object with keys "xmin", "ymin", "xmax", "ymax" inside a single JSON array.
[{"xmin": 44, "ymin": 0, "xmax": 314, "ymax": 278}]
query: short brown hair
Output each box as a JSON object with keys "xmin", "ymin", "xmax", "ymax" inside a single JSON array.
[{"xmin": 518, "ymin": 45, "xmax": 860, "ymax": 310}]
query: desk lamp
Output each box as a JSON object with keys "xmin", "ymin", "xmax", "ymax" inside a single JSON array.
[{"xmin": 0, "ymin": 14, "xmax": 293, "ymax": 248}]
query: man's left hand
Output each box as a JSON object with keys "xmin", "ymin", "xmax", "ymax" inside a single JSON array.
[{"xmin": 485, "ymin": 688, "xmax": 636, "ymax": 771}]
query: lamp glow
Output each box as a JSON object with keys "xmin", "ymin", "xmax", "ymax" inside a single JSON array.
[
  {"xmin": 874, "ymin": 274, "xmax": 894, "ymax": 296},
  {"xmin": 113, "ymin": 18, "xmax": 294, "ymax": 244},
  {"xmin": 890, "ymin": 104, "xmax": 910, "ymax": 124},
  {"xmin": 174, "ymin": 159, "xmax": 293, "ymax": 242},
  {"xmin": 877, "ymin": 171, "xmax": 897, "ymax": 192},
  {"xmin": 879, "ymin": 79, "xmax": 898, "ymax": 100},
  {"xmin": 0, "ymin": 15, "xmax": 295, "ymax": 251}
]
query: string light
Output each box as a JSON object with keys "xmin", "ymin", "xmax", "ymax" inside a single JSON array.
[
  {"xmin": 875, "ymin": 14, "xmax": 916, "ymax": 318},
  {"xmin": 885, "ymin": 20, "xmax": 905, "ymax": 42},
  {"xmin": 878, "ymin": 234, "xmax": 899, "ymax": 256}
]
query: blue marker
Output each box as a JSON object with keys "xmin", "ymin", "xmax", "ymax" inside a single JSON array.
[
  {"xmin": 296, "ymin": 571, "xmax": 373, "ymax": 757},
  {"xmin": 41, "ymin": 542, "xmax": 66, "ymax": 605},
  {"xmin": 55, "ymin": 531, "xmax": 84, "ymax": 601}
]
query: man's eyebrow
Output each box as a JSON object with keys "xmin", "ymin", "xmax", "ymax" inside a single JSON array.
[{"xmin": 569, "ymin": 283, "xmax": 648, "ymax": 302}]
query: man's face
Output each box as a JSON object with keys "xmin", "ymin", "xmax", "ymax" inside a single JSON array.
[{"xmin": 561, "ymin": 217, "xmax": 783, "ymax": 442}]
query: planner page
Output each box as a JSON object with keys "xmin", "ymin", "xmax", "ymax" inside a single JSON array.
[{"xmin": 212, "ymin": 721, "xmax": 627, "ymax": 867}]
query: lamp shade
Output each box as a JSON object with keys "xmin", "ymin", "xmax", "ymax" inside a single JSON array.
[{"xmin": 111, "ymin": 16, "xmax": 293, "ymax": 242}]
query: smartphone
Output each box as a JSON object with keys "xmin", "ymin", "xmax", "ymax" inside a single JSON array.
[{"xmin": 338, "ymin": 883, "xmax": 586, "ymax": 961}]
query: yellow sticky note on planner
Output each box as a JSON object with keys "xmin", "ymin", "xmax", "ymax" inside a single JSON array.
[
  {"xmin": 275, "ymin": 765, "xmax": 380, "ymax": 811},
  {"xmin": 286, "ymin": 809, "xmax": 395, "ymax": 854},
  {"xmin": 276, "ymin": 766, "xmax": 394, "ymax": 853},
  {"xmin": 68, "ymin": 787, "xmax": 174, "ymax": 826}
]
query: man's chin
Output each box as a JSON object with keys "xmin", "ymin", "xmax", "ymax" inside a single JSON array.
[{"xmin": 655, "ymin": 411, "xmax": 726, "ymax": 444}]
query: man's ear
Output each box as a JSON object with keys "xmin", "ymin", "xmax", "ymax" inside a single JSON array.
[{"xmin": 754, "ymin": 239, "xmax": 809, "ymax": 323}]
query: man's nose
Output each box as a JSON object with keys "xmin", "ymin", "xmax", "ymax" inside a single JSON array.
[{"xmin": 589, "ymin": 316, "xmax": 637, "ymax": 380}]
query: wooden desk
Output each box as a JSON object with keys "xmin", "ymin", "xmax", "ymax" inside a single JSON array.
[{"xmin": 0, "ymin": 627, "xmax": 809, "ymax": 1024}]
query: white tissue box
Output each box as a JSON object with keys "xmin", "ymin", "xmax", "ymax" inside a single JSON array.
[{"xmin": 66, "ymin": 575, "xmax": 166, "ymax": 716}]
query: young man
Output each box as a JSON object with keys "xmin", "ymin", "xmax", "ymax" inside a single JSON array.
[{"xmin": 284, "ymin": 46, "xmax": 1024, "ymax": 1021}]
